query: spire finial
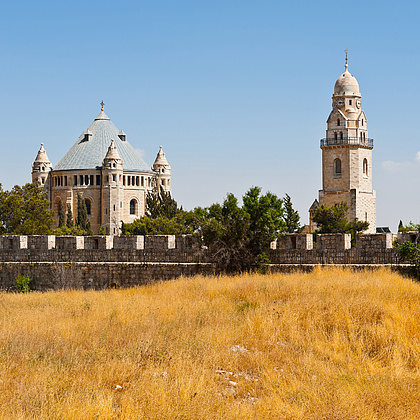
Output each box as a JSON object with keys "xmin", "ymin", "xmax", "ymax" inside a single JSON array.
[
  {"xmin": 344, "ymin": 49, "xmax": 348, "ymax": 71},
  {"xmin": 100, "ymin": 100, "xmax": 105, "ymax": 111}
]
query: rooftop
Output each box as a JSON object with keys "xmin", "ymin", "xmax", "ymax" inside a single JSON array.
[{"xmin": 53, "ymin": 110, "xmax": 153, "ymax": 173}]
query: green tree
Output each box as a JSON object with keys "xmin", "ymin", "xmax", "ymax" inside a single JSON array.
[
  {"xmin": 200, "ymin": 187, "xmax": 286, "ymax": 272},
  {"xmin": 58, "ymin": 202, "xmax": 65, "ymax": 228},
  {"xmin": 200, "ymin": 193, "xmax": 251, "ymax": 272},
  {"xmin": 146, "ymin": 186, "xmax": 179, "ymax": 219},
  {"xmin": 283, "ymin": 193, "xmax": 302, "ymax": 233},
  {"xmin": 398, "ymin": 220, "xmax": 404, "ymax": 232},
  {"xmin": 242, "ymin": 186, "xmax": 285, "ymax": 259},
  {"xmin": 122, "ymin": 213, "xmax": 195, "ymax": 235},
  {"xmin": 75, "ymin": 193, "xmax": 92, "ymax": 235},
  {"xmin": 66, "ymin": 204, "xmax": 74, "ymax": 228},
  {"xmin": 312, "ymin": 202, "xmax": 369, "ymax": 235},
  {"xmin": 394, "ymin": 228, "xmax": 420, "ymax": 278},
  {"xmin": 0, "ymin": 183, "xmax": 53, "ymax": 235}
]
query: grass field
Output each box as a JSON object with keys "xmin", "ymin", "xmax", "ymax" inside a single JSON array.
[{"xmin": 1, "ymin": 268, "xmax": 420, "ymax": 419}]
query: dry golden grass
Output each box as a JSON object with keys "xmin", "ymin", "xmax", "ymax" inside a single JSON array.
[{"xmin": 1, "ymin": 268, "xmax": 420, "ymax": 419}]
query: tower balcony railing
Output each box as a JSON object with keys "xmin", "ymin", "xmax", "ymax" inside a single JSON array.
[{"xmin": 320, "ymin": 137, "xmax": 374, "ymax": 147}]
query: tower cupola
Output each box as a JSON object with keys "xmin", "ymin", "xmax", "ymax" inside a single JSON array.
[{"xmin": 334, "ymin": 64, "xmax": 360, "ymax": 97}]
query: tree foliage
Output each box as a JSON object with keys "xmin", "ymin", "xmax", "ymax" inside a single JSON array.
[
  {"xmin": 312, "ymin": 202, "xmax": 369, "ymax": 235},
  {"xmin": 198, "ymin": 187, "xmax": 286, "ymax": 272},
  {"xmin": 122, "ymin": 213, "xmax": 194, "ymax": 235},
  {"xmin": 58, "ymin": 202, "xmax": 65, "ymax": 228},
  {"xmin": 394, "ymin": 228, "xmax": 420, "ymax": 278},
  {"xmin": 75, "ymin": 193, "xmax": 92, "ymax": 235},
  {"xmin": 66, "ymin": 204, "xmax": 74, "ymax": 228},
  {"xmin": 0, "ymin": 183, "xmax": 53, "ymax": 235},
  {"xmin": 397, "ymin": 220, "xmax": 413, "ymax": 232},
  {"xmin": 283, "ymin": 193, "xmax": 302, "ymax": 234},
  {"xmin": 146, "ymin": 186, "xmax": 179, "ymax": 219}
]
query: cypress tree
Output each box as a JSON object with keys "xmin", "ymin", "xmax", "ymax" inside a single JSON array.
[
  {"xmin": 76, "ymin": 193, "xmax": 92, "ymax": 234},
  {"xmin": 66, "ymin": 204, "xmax": 74, "ymax": 228},
  {"xmin": 58, "ymin": 202, "xmax": 65, "ymax": 228},
  {"xmin": 283, "ymin": 193, "xmax": 301, "ymax": 233},
  {"xmin": 398, "ymin": 220, "xmax": 404, "ymax": 232}
]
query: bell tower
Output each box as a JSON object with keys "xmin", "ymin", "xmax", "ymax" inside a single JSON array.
[{"xmin": 318, "ymin": 54, "xmax": 376, "ymax": 233}]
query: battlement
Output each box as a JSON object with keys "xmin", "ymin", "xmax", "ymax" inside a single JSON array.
[
  {"xmin": 0, "ymin": 235, "xmax": 200, "ymax": 252},
  {"xmin": 0, "ymin": 233, "xmax": 406, "ymax": 291},
  {"xmin": 0, "ymin": 233, "xmax": 399, "ymax": 255}
]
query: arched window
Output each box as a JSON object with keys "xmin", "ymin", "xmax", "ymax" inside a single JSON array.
[
  {"xmin": 130, "ymin": 199, "xmax": 137, "ymax": 215},
  {"xmin": 334, "ymin": 132, "xmax": 338, "ymax": 141},
  {"xmin": 340, "ymin": 132, "xmax": 343, "ymax": 140},
  {"xmin": 334, "ymin": 158, "xmax": 342, "ymax": 175},
  {"xmin": 55, "ymin": 199, "xmax": 62, "ymax": 214},
  {"xmin": 85, "ymin": 199, "xmax": 91, "ymax": 216},
  {"xmin": 337, "ymin": 119, "xmax": 340, "ymax": 126},
  {"xmin": 363, "ymin": 158, "xmax": 368, "ymax": 176}
]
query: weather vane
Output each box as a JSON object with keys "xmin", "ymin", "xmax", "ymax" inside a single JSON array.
[
  {"xmin": 344, "ymin": 49, "xmax": 348, "ymax": 65},
  {"xmin": 100, "ymin": 100, "xmax": 105, "ymax": 111}
]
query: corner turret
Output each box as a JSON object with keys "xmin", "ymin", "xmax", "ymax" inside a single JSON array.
[
  {"xmin": 152, "ymin": 145, "xmax": 171, "ymax": 193},
  {"xmin": 102, "ymin": 139, "xmax": 123, "ymax": 235},
  {"xmin": 32, "ymin": 143, "xmax": 52, "ymax": 187}
]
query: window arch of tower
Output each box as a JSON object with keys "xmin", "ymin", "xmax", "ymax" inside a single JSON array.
[
  {"xmin": 334, "ymin": 158, "xmax": 342, "ymax": 176},
  {"xmin": 363, "ymin": 158, "xmax": 368, "ymax": 176}
]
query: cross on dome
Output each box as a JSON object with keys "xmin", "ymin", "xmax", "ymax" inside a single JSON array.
[{"xmin": 100, "ymin": 100, "xmax": 105, "ymax": 111}]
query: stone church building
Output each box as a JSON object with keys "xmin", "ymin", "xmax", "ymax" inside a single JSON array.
[
  {"xmin": 311, "ymin": 58, "xmax": 376, "ymax": 233},
  {"xmin": 32, "ymin": 105, "xmax": 171, "ymax": 234}
]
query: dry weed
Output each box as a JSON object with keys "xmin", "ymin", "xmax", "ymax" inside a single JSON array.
[{"xmin": 0, "ymin": 268, "xmax": 420, "ymax": 419}]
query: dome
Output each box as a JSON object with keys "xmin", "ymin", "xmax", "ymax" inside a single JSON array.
[
  {"xmin": 334, "ymin": 64, "xmax": 360, "ymax": 96},
  {"xmin": 53, "ymin": 111, "xmax": 153, "ymax": 173}
]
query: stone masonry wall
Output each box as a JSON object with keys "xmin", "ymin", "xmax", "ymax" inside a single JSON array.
[{"xmin": 0, "ymin": 233, "xmax": 403, "ymax": 291}]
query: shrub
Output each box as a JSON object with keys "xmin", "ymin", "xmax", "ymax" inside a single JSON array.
[{"xmin": 16, "ymin": 274, "xmax": 31, "ymax": 293}]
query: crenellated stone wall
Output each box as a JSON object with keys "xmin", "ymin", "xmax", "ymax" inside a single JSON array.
[{"xmin": 0, "ymin": 233, "xmax": 406, "ymax": 291}]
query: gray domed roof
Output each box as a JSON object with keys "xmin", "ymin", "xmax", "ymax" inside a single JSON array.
[{"xmin": 53, "ymin": 111, "xmax": 153, "ymax": 173}]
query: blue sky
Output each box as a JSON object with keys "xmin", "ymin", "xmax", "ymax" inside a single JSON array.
[{"xmin": 0, "ymin": 0, "xmax": 418, "ymax": 230}]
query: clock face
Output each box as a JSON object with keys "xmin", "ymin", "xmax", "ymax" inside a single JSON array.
[
  {"xmin": 335, "ymin": 98, "xmax": 345, "ymax": 108},
  {"xmin": 356, "ymin": 99, "xmax": 361, "ymax": 109}
]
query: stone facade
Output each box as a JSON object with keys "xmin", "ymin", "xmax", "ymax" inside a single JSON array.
[
  {"xmin": 32, "ymin": 106, "xmax": 171, "ymax": 235},
  {"xmin": 316, "ymin": 60, "xmax": 376, "ymax": 233}
]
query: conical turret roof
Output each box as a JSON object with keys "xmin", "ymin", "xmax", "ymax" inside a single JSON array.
[
  {"xmin": 34, "ymin": 143, "xmax": 51, "ymax": 164},
  {"xmin": 104, "ymin": 139, "xmax": 122, "ymax": 161},
  {"xmin": 54, "ymin": 110, "xmax": 153, "ymax": 172},
  {"xmin": 153, "ymin": 145, "xmax": 170, "ymax": 168}
]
